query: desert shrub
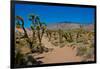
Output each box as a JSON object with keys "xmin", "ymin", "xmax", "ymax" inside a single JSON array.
[
  {"xmin": 86, "ymin": 43, "xmax": 94, "ymax": 58},
  {"xmin": 51, "ymin": 41, "xmax": 59, "ymax": 46},
  {"xmin": 76, "ymin": 37, "xmax": 84, "ymax": 43},
  {"xmin": 59, "ymin": 42, "xmax": 66, "ymax": 48},
  {"xmin": 31, "ymin": 43, "xmax": 49, "ymax": 53},
  {"xmin": 15, "ymin": 50, "xmax": 43, "ymax": 67},
  {"xmin": 63, "ymin": 31, "xmax": 73, "ymax": 43},
  {"xmin": 76, "ymin": 46, "xmax": 87, "ymax": 56},
  {"xmin": 70, "ymin": 43, "xmax": 77, "ymax": 49},
  {"xmin": 81, "ymin": 47, "xmax": 94, "ymax": 61},
  {"xmin": 15, "ymin": 50, "xmax": 24, "ymax": 65},
  {"xmin": 76, "ymin": 43, "xmax": 94, "ymax": 61},
  {"xmin": 54, "ymin": 36, "xmax": 58, "ymax": 40}
]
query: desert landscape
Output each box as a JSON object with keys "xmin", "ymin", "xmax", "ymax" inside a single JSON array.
[
  {"xmin": 15, "ymin": 15, "xmax": 95, "ymax": 67},
  {"xmin": 14, "ymin": 2, "xmax": 95, "ymax": 67}
]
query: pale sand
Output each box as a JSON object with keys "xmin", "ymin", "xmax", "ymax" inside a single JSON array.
[{"xmin": 34, "ymin": 36, "xmax": 82, "ymax": 64}]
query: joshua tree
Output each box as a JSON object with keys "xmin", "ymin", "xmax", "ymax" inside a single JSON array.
[
  {"xmin": 15, "ymin": 16, "xmax": 33, "ymax": 49},
  {"xmin": 35, "ymin": 16, "xmax": 47, "ymax": 46},
  {"xmin": 41, "ymin": 22, "xmax": 47, "ymax": 39},
  {"xmin": 62, "ymin": 32, "xmax": 68, "ymax": 41},
  {"xmin": 58, "ymin": 29, "xmax": 63, "ymax": 43},
  {"xmin": 29, "ymin": 14, "xmax": 47, "ymax": 46},
  {"xmin": 29, "ymin": 14, "xmax": 37, "ymax": 44},
  {"xmin": 16, "ymin": 21, "xmax": 21, "ymax": 28},
  {"xmin": 46, "ymin": 30, "xmax": 52, "ymax": 41},
  {"xmin": 63, "ymin": 31, "xmax": 73, "ymax": 42},
  {"xmin": 28, "ymin": 14, "xmax": 48, "ymax": 53},
  {"xmin": 76, "ymin": 25, "xmax": 85, "ymax": 43},
  {"xmin": 16, "ymin": 14, "xmax": 48, "ymax": 53},
  {"xmin": 68, "ymin": 32, "xmax": 73, "ymax": 42}
]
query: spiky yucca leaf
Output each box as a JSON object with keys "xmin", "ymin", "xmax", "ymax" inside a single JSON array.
[{"xmin": 31, "ymin": 25, "xmax": 34, "ymax": 30}]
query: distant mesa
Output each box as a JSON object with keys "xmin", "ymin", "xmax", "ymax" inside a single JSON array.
[
  {"xmin": 47, "ymin": 23, "xmax": 80, "ymax": 30},
  {"xmin": 47, "ymin": 22, "xmax": 94, "ymax": 31},
  {"xmin": 84, "ymin": 24, "xmax": 94, "ymax": 31},
  {"xmin": 15, "ymin": 22, "xmax": 94, "ymax": 32}
]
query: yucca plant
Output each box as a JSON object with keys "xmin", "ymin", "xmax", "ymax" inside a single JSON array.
[
  {"xmin": 16, "ymin": 16, "xmax": 28, "ymax": 39},
  {"xmin": 29, "ymin": 14, "xmax": 37, "ymax": 44},
  {"xmin": 53, "ymin": 32, "xmax": 57, "ymax": 40},
  {"xmin": 31, "ymin": 25, "xmax": 37, "ymax": 44},
  {"xmin": 58, "ymin": 29, "xmax": 63, "ymax": 43},
  {"xmin": 16, "ymin": 21, "xmax": 21, "ymax": 28},
  {"xmin": 41, "ymin": 22, "xmax": 47, "ymax": 39},
  {"xmin": 76, "ymin": 25, "xmax": 84, "ymax": 42},
  {"xmin": 36, "ymin": 17, "xmax": 46, "ymax": 46},
  {"xmin": 36, "ymin": 25, "xmax": 41, "ymax": 45},
  {"xmin": 63, "ymin": 31, "xmax": 73, "ymax": 43},
  {"xmin": 29, "ymin": 14, "xmax": 48, "ymax": 53},
  {"xmin": 29, "ymin": 14, "xmax": 47, "ymax": 46},
  {"xmin": 68, "ymin": 32, "xmax": 73, "ymax": 42},
  {"xmin": 15, "ymin": 16, "xmax": 33, "ymax": 49},
  {"xmin": 46, "ymin": 30, "xmax": 52, "ymax": 41},
  {"xmin": 62, "ymin": 32, "xmax": 68, "ymax": 41}
]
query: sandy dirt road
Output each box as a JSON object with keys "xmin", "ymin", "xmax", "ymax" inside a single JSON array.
[{"xmin": 34, "ymin": 36, "xmax": 82, "ymax": 64}]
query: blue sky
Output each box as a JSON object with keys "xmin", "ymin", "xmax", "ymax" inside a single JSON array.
[{"xmin": 15, "ymin": 3, "xmax": 95, "ymax": 28}]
